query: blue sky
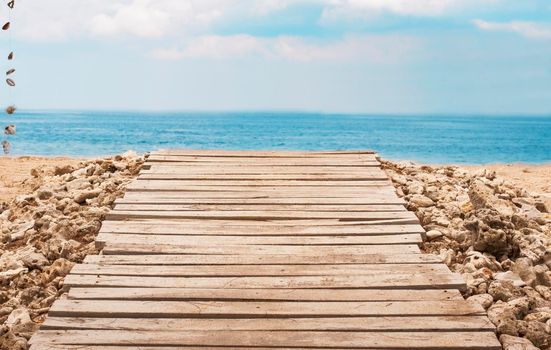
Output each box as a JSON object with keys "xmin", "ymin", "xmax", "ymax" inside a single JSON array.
[{"xmin": 3, "ymin": 0, "xmax": 551, "ymax": 114}]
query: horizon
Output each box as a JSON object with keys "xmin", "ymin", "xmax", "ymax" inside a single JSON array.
[
  {"xmin": 3, "ymin": 0, "xmax": 551, "ymax": 115},
  {"xmin": 15, "ymin": 109, "xmax": 551, "ymax": 118}
]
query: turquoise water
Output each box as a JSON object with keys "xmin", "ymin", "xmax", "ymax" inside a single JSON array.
[{"xmin": 4, "ymin": 111, "xmax": 551, "ymax": 164}]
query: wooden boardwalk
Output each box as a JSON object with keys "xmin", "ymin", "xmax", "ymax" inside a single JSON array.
[{"xmin": 29, "ymin": 150, "xmax": 500, "ymax": 349}]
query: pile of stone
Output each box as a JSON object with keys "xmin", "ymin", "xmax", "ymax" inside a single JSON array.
[
  {"xmin": 0, "ymin": 151, "xmax": 143, "ymax": 350},
  {"xmin": 383, "ymin": 161, "xmax": 551, "ymax": 350}
]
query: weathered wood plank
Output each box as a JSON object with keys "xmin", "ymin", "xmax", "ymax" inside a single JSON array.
[
  {"xmin": 139, "ymin": 173, "xmax": 388, "ymax": 180},
  {"xmin": 48, "ymin": 300, "xmax": 484, "ymax": 318},
  {"xmin": 151, "ymin": 149, "xmax": 377, "ymax": 156},
  {"xmin": 71, "ymin": 263, "xmax": 448, "ymax": 277},
  {"xmin": 134, "ymin": 180, "xmax": 392, "ymax": 187},
  {"xmin": 66, "ymin": 287, "xmax": 463, "ymax": 302},
  {"xmin": 116, "ymin": 195, "xmax": 405, "ymax": 205},
  {"xmin": 29, "ymin": 330, "xmax": 502, "ymax": 349},
  {"xmin": 41, "ymin": 315, "xmax": 494, "ymax": 332},
  {"xmin": 83, "ymin": 253, "xmax": 441, "ymax": 265},
  {"xmin": 143, "ymin": 165, "xmax": 384, "ymax": 173},
  {"xmin": 99, "ymin": 243, "xmax": 421, "ymax": 255},
  {"xmin": 95, "ymin": 233, "xmax": 422, "ymax": 247},
  {"xmin": 99, "ymin": 221, "xmax": 424, "ymax": 236},
  {"xmin": 63, "ymin": 273, "xmax": 465, "ymax": 290},
  {"xmin": 146, "ymin": 156, "xmax": 380, "ymax": 166},
  {"xmin": 149, "ymin": 152, "xmax": 377, "ymax": 162},
  {"xmin": 127, "ymin": 182, "xmax": 393, "ymax": 192},
  {"xmin": 114, "ymin": 204, "xmax": 407, "ymax": 212},
  {"xmin": 107, "ymin": 210, "xmax": 417, "ymax": 221}
]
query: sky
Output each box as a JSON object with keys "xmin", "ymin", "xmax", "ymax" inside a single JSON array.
[{"xmin": 2, "ymin": 0, "xmax": 551, "ymax": 114}]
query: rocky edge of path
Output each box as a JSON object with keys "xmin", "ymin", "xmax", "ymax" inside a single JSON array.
[
  {"xmin": 0, "ymin": 152, "xmax": 144, "ymax": 350},
  {"xmin": 383, "ymin": 161, "xmax": 551, "ymax": 350}
]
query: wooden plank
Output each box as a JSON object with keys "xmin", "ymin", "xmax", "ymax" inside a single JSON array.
[
  {"xmin": 148, "ymin": 153, "xmax": 378, "ymax": 159},
  {"xmin": 146, "ymin": 156, "xmax": 380, "ymax": 166},
  {"xmin": 66, "ymin": 287, "xmax": 463, "ymax": 302},
  {"xmin": 100, "ymin": 243, "xmax": 421, "ymax": 255},
  {"xmin": 116, "ymin": 195, "xmax": 405, "ymax": 205},
  {"xmin": 127, "ymin": 182, "xmax": 393, "ymax": 191},
  {"xmin": 63, "ymin": 273, "xmax": 465, "ymax": 290},
  {"xmin": 96, "ymin": 233, "xmax": 422, "ymax": 247},
  {"xmin": 99, "ymin": 221, "xmax": 424, "ymax": 236},
  {"xmin": 48, "ymin": 300, "xmax": 484, "ymax": 318},
  {"xmin": 29, "ymin": 330, "xmax": 502, "ymax": 349},
  {"xmin": 147, "ymin": 157, "xmax": 380, "ymax": 165},
  {"xmin": 143, "ymin": 165, "xmax": 384, "ymax": 173},
  {"xmin": 133, "ymin": 180, "xmax": 392, "ymax": 187},
  {"xmin": 125, "ymin": 188, "xmax": 398, "ymax": 196},
  {"xmin": 150, "ymin": 152, "xmax": 378, "ymax": 161},
  {"xmin": 41, "ymin": 315, "xmax": 494, "ymax": 332},
  {"xmin": 113, "ymin": 204, "xmax": 407, "ymax": 212},
  {"xmin": 107, "ymin": 210, "xmax": 417, "ymax": 221},
  {"xmin": 139, "ymin": 173, "xmax": 388, "ymax": 180},
  {"xmin": 71, "ymin": 263, "xmax": 449, "ymax": 277},
  {"xmin": 151, "ymin": 149, "xmax": 377, "ymax": 156},
  {"xmin": 83, "ymin": 253, "xmax": 441, "ymax": 265},
  {"xmin": 101, "ymin": 218, "xmax": 418, "ymax": 227}
]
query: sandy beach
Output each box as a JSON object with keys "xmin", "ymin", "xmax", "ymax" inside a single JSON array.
[
  {"xmin": 0, "ymin": 154, "xmax": 550, "ymax": 349},
  {"xmin": 0, "ymin": 157, "xmax": 85, "ymax": 204},
  {"xmin": 1, "ymin": 156, "xmax": 549, "ymax": 206}
]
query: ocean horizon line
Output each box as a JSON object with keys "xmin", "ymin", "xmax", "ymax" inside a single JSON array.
[{"xmin": 16, "ymin": 109, "xmax": 551, "ymax": 119}]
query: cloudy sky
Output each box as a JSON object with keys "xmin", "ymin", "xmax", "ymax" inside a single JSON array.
[{"xmin": 3, "ymin": 0, "xmax": 551, "ymax": 114}]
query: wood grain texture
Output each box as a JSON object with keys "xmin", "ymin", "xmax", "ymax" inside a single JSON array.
[{"xmin": 29, "ymin": 330, "xmax": 502, "ymax": 349}]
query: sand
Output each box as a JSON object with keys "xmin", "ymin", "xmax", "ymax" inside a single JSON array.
[
  {"xmin": 462, "ymin": 163, "xmax": 551, "ymax": 211},
  {"xmin": 0, "ymin": 156, "xmax": 85, "ymax": 203}
]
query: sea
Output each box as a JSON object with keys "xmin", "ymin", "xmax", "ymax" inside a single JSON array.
[{"xmin": 4, "ymin": 111, "xmax": 551, "ymax": 164}]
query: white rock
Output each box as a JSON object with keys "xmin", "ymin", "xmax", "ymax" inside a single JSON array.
[
  {"xmin": 499, "ymin": 335, "xmax": 539, "ymax": 350},
  {"xmin": 425, "ymin": 230, "xmax": 443, "ymax": 241},
  {"xmin": 467, "ymin": 293, "xmax": 493, "ymax": 309},
  {"xmin": 6, "ymin": 308, "xmax": 32, "ymax": 327},
  {"xmin": 494, "ymin": 271, "xmax": 526, "ymax": 287},
  {"xmin": 409, "ymin": 194, "xmax": 434, "ymax": 208},
  {"xmin": 0, "ymin": 267, "xmax": 28, "ymax": 282}
]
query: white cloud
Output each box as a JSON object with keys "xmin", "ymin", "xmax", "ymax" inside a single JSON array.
[
  {"xmin": 152, "ymin": 34, "xmax": 418, "ymax": 62},
  {"xmin": 274, "ymin": 35, "xmax": 416, "ymax": 62},
  {"xmin": 15, "ymin": 0, "xmax": 236, "ymax": 41},
  {"xmin": 14, "ymin": 0, "xmax": 499, "ymax": 42},
  {"xmin": 473, "ymin": 19, "xmax": 551, "ymax": 39},
  {"xmin": 152, "ymin": 35, "xmax": 265, "ymax": 59},
  {"xmin": 320, "ymin": 0, "xmax": 491, "ymax": 19}
]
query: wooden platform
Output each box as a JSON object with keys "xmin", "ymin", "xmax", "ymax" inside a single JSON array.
[{"xmin": 29, "ymin": 150, "xmax": 500, "ymax": 349}]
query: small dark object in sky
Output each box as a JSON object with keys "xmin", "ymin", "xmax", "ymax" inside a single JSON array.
[
  {"xmin": 6, "ymin": 78, "xmax": 14, "ymax": 86},
  {"xmin": 2, "ymin": 22, "xmax": 10, "ymax": 31},
  {"xmin": 7, "ymin": 52, "xmax": 13, "ymax": 60},
  {"xmin": 4, "ymin": 125, "xmax": 15, "ymax": 135},
  {"xmin": 6, "ymin": 106, "xmax": 15, "ymax": 115},
  {"xmin": 6, "ymin": 68, "xmax": 15, "ymax": 75},
  {"xmin": 2, "ymin": 140, "xmax": 10, "ymax": 154},
  {"xmin": 7, "ymin": 1, "xmax": 14, "ymax": 9}
]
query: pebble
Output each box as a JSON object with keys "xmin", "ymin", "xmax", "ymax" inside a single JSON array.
[
  {"xmin": 425, "ymin": 229, "xmax": 443, "ymax": 241},
  {"xmin": 467, "ymin": 293, "xmax": 493, "ymax": 309},
  {"xmin": 499, "ymin": 334, "xmax": 539, "ymax": 350}
]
